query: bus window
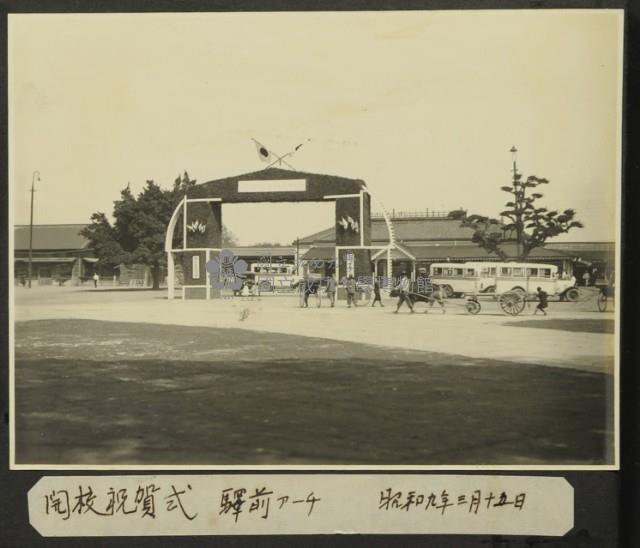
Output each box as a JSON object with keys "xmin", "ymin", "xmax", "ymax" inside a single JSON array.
[
  {"xmin": 541, "ymin": 268, "xmax": 551, "ymax": 278},
  {"xmin": 500, "ymin": 267, "xmax": 511, "ymax": 276},
  {"xmin": 455, "ymin": 268, "xmax": 463, "ymax": 276},
  {"xmin": 513, "ymin": 267, "xmax": 524, "ymax": 277},
  {"xmin": 528, "ymin": 268, "xmax": 538, "ymax": 277},
  {"xmin": 279, "ymin": 267, "xmax": 288, "ymax": 273},
  {"xmin": 253, "ymin": 266, "xmax": 261, "ymax": 273},
  {"xmin": 445, "ymin": 268, "xmax": 453, "ymax": 276},
  {"xmin": 489, "ymin": 267, "xmax": 496, "ymax": 275},
  {"xmin": 465, "ymin": 268, "xmax": 475, "ymax": 277},
  {"xmin": 432, "ymin": 267, "xmax": 442, "ymax": 275}
]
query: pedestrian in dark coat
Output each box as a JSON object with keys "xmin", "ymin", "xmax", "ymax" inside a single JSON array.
[{"xmin": 534, "ymin": 286, "xmax": 548, "ymax": 315}]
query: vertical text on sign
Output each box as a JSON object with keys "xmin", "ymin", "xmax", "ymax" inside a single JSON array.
[{"xmin": 192, "ymin": 255, "xmax": 200, "ymax": 279}]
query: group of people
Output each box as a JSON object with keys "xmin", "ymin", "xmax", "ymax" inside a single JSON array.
[
  {"xmin": 299, "ymin": 271, "xmax": 445, "ymax": 314},
  {"xmin": 299, "ymin": 273, "xmax": 380, "ymax": 309}
]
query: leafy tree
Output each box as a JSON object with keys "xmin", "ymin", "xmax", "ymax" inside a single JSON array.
[
  {"xmin": 81, "ymin": 212, "xmax": 125, "ymax": 269},
  {"xmin": 447, "ymin": 209, "xmax": 467, "ymax": 221},
  {"xmin": 460, "ymin": 171, "xmax": 583, "ymax": 260},
  {"xmin": 81, "ymin": 171, "xmax": 221, "ymax": 290}
]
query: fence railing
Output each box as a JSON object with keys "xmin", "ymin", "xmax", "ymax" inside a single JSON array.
[{"xmin": 371, "ymin": 209, "xmax": 451, "ymax": 219}]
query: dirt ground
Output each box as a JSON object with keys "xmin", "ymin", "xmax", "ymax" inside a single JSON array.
[
  {"xmin": 14, "ymin": 285, "xmax": 616, "ymax": 373},
  {"xmin": 14, "ymin": 316, "xmax": 614, "ymax": 466}
]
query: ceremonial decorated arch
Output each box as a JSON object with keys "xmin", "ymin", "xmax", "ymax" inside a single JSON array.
[{"xmin": 165, "ymin": 167, "xmax": 397, "ymax": 299}]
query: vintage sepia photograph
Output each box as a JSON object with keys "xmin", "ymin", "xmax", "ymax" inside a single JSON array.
[{"xmin": 9, "ymin": 10, "xmax": 622, "ymax": 468}]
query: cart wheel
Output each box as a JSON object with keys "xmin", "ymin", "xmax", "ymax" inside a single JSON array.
[
  {"xmin": 597, "ymin": 292, "xmax": 608, "ymax": 312},
  {"xmin": 565, "ymin": 287, "xmax": 579, "ymax": 302},
  {"xmin": 499, "ymin": 292, "xmax": 526, "ymax": 316},
  {"xmin": 466, "ymin": 300, "xmax": 481, "ymax": 315}
]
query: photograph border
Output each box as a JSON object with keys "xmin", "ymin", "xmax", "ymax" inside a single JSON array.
[{"xmin": 4, "ymin": 5, "xmax": 626, "ymax": 473}]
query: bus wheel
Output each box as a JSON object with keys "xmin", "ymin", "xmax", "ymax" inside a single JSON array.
[
  {"xmin": 259, "ymin": 280, "xmax": 273, "ymax": 293},
  {"xmin": 442, "ymin": 285, "xmax": 454, "ymax": 298},
  {"xmin": 565, "ymin": 287, "xmax": 579, "ymax": 302},
  {"xmin": 466, "ymin": 300, "xmax": 481, "ymax": 315}
]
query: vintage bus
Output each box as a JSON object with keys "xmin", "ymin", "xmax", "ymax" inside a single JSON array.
[
  {"xmin": 248, "ymin": 262, "xmax": 298, "ymax": 293},
  {"xmin": 428, "ymin": 262, "xmax": 578, "ymax": 300}
]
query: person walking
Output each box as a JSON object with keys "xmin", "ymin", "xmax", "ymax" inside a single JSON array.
[
  {"xmin": 302, "ymin": 277, "xmax": 311, "ymax": 308},
  {"xmin": 393, "ymin": 272, "xmax": 415, "ymax": 314},
  {"xmin": 582, "ymin": 270, "xmax": 590, "ymax": 287},
  {"xmin": 534, "ymin": 286, "xmax": 548, "ymax": 315},
  {"xmin": 345, "ymin": 275, "xmax": 357, "ymax": 308},
  {"xmin": 93, "ymin": 272, "xmax": 99, "ymax": 288},
  {"xmin": 371, "ymin": 278, "xmax": 383, "ymax": 307},
  {"xmin": 325, "ymin": 274, "xmax": 337, "ymax": 307},
  {"xmin": 241, "ymin": 282, "xmax": 250, "ymax": 299}
]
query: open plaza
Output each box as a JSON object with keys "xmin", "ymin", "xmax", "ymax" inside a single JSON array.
[
  {"xmin": 13, "ymin": 284, "xmax": 615, "ymax": 466},
  {"xmin": 8, "ymin": 11, "xmax": 621, "ymax": 471}
]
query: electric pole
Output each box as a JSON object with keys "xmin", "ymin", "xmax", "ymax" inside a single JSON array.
[{"xmin": 28, "ymin": 171, "xmax": 40, "ymax": 289}]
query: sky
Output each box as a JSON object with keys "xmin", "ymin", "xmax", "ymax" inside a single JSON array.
[{"xmin": 9, "ymin": 10, "xmax": 623, "ymax": 245}]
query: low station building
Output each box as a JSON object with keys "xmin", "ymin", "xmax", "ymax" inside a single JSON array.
[
  {"xmin": 13, "ymin": 224, "xmax": 97, "ymax": 285},
  {"xmin": 14, "ymin": 224, "xmax": 152, "ymax": 286},
  {"xmin": 298, "ymin": 211, "xmax": 615, "ymax": 283},
  {"xmin": 14, "ymin": 170, "xmax": 615, "ymax": 289}
]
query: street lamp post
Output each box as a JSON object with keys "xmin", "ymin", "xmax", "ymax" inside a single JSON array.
[{"xmin": 28, "ymin": 170, "xmax": 40, "ymax": 289}]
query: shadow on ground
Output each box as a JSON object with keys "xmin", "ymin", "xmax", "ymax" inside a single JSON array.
[
  {"xmin": 14, "ymin": 320, "xmax": 614, "ymax": 466},
  {"xmin": 504, "ymin": 318, "xmax": 615, "ymax": 334}
]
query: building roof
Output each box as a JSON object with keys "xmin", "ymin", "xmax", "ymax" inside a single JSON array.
[
  {"xmin": 545, "ymin": 241, "xmax": 615, "ymax": 252},
  {"xmin": 14, "ymin": 257, "xmax": 77, "ymax": 263},
  {"xmin": 298, "ymin": 217, "xmax": 504, "ymax": 245},
  {"xmin": 543, "ymin": 242, "xmax": 615, "ymax": 264},
  {"xmin": 301, "ymin": 247, "xmax": 336, "ymax": 261},
  {"xmin": 304, "ymin": 243, "xmax": 575, "ymax": 263},
  {"xmin": 230, "ymin": 246, "xmax": 295, "ymax": 258},
  {"xmin": 403, "ymin": 243, "xmax": 574, "ymax": 261},
  {"xmin": 14, "ymin": 224, "xmax": 90, "ymax": 251}
]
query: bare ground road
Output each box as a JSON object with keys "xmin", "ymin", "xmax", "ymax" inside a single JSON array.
[{"xmin": 12, "ymin": 287, "xmax": 616, "ymax": 466}]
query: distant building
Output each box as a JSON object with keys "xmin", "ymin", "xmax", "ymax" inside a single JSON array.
[
  {"xmin": 298, "ymin": 211, "xmax": 614, "ymax": 282},
  {"xmin": 14, "ymin": 224, "xmax": 96, "ymax": 285},
  {"xmin": 13, "ymin": 224, "xmax": 150, "ymax": 287},
  {"xmin": 15, "ymin": 213, "xmax": 615, "ymax": 288}
]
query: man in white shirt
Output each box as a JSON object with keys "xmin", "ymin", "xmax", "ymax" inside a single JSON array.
[{"xmin": 393, "ymin": 272, "xmax": 415, "ymax": 314}]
